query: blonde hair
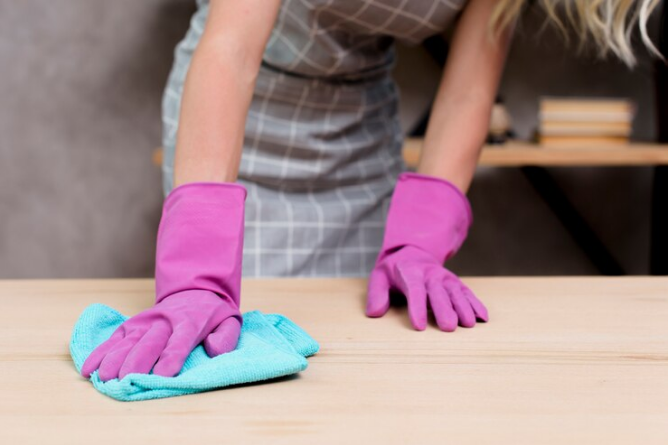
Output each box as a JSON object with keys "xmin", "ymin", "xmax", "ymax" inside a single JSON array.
[{"xmin": 491, "ymin": 0, "xmax": 663, "ymax": 67}]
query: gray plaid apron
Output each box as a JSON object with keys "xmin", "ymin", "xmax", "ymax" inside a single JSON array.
[{"xmin": 162, "ymin": 0, "xmax": 467, "ymax": 277}]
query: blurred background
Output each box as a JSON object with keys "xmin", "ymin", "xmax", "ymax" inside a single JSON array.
[{"xmin": 1, "ymin": 0, "xmax": 664, "ymax": 278}]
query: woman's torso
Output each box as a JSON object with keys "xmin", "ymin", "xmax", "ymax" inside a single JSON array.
[
  {"xmin": 198, "ymin": 0, "xmax": 466, "ymax": 80},
  {"xmin": 162, "ymin": 0, "xmax": 467, "ymax": 277}
]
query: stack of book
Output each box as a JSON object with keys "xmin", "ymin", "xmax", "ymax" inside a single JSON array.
[{"xmin": 538, "ymin": 97, "xmax": 635, "ymax": 148}]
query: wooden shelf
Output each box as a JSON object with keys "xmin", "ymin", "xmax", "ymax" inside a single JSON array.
[
  {"xmin": 152, "ymin": 140, "xmax": 668, "ymax": 169},
  {"xmin": 403, "ymin": 138, "xmax": 668, "ymax": 167}
]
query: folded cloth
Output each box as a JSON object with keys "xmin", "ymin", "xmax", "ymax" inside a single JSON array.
[{"xmin": 70, "ymin": 304, "xmax": 319, "ymax": 402}]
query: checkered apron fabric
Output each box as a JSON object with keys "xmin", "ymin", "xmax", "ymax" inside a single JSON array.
[{"xmin": 162, "ymin": 0, "xmax": 467, "ymax": 277}]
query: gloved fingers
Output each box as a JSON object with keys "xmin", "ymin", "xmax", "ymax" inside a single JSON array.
[
  {"xmin": 443, "ymin": 277, "xmax": 477, "ymax": 328},
  {"xmin": 426, "ymin": 277, "xmax": 458, "ymax": 332},
  {"xmin": 461, "ymin": 284, "xmax": 489, "ymax": 322},
  {"xmin": 203, "ymin": 316, "xmax": 242, "ymax": 357},
  {"xmin": 366, "ymin": 268, "xmax": 391, "ymax": 318},
  {"xmin": 97, "ymin": 328, "xmax": 146, "ymax": 382},
  {"xmin": 394, "ymin": 264, "xmax": 428, "ymax": 331},
  {"xmin": 117, "ymin": 321, "xmax": 172, "ymax": 380},
  {"xmin": 152, "ymin": 325, "xmax": 199, "ymax": 378},
  {"xmin": 81, "ymin": 326, "xmax": 126, "ymax": 378}
]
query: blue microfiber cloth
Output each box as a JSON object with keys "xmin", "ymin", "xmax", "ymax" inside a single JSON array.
[{"xmin": 70, "ymin": 304, "xmax": 319, "ymax": 402}]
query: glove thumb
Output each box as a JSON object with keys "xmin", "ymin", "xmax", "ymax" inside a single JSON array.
[
  {"xmin": 366, "ymin": 268, "xmax": 392, "ymax": 318},
  {"xmin": 203, "ymin": 316, "xmax": 242, "ymax": 357}
]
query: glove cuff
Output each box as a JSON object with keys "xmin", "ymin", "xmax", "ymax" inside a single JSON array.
[
  {"xmin": 398, "ymin": 172, "xmax": 473, "ymax": 226},
  {"xmin": 155, "ymin": 181, "xmax": 247, "ymax": 306},
  {"xmin": 379, "ymin": 172, "xmax": 472, "ymax": 264}
]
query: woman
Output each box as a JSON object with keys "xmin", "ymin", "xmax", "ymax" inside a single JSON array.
[{"xmin": 82, "ymin": 0, "xmax": 661, "ymax": 382}]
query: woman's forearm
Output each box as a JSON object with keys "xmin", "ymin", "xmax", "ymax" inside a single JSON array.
[
  {"xmin": 418, "ymin": 94, "xmax": 494, "ymax": 193},
  {"xmin": 417, "ymin": 0, "xmax": 514, "ymax": 193},
  {"xmin": 174, "ymin": 43, "xmax": 257, "ymax": 186},
  {"xmin": 173, "ymin": 0, "xmax": 280, "ymax": 187}
]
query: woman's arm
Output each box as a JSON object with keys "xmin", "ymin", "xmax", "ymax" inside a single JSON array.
[
  {"xmin": 416, "ymin": 0, "xmax": 515, "ymax": 193},
  {"xmin": 173, "ymin": 0, "xmax": 281, "ymax": 187}
]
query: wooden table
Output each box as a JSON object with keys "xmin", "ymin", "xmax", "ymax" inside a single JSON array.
[{"xmin": 1, "ymin": 277, "xmax": 667, "ymax": 444}]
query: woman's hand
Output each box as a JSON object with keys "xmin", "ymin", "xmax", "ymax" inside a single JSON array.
[
  {"xmin": 366, "ymin": 172, "xmax": 488, "ymax": 331},
  {"xmin": 367, "ymin": 246, "xmax": 488, "ymax": 331},
  {"xmin": 81, "ymin": 182, "xmax": 247, "ymax": 381},
  {"xmin": 81, "ymin": 290, "xmax": 241, "ymax": 381}
]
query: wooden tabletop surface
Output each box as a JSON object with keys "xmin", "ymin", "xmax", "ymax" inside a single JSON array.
[{"xmin": 1, "ymin": 277, "xmax": 667, "ymax": 444}]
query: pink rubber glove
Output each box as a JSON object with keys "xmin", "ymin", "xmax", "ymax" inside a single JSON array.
[
  {"xmin": 366, "ymin": 172, "xmax": 489, "ymax": 331},
  {"xmin": 81, "ymin": 182, "xmax": 246, "ymax": 381}
]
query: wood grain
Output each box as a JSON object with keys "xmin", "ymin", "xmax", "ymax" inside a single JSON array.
[
  {"xmin": 402, "ymin": 138, "xmax": 668, "ymax": 167},
  {"xmin": 1, "ymin": 277, "xmax": 667, "ymax": 444}
]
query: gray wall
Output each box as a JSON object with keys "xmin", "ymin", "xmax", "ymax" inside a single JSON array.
[
  {"xmin": 1, "ymin": 0, "xmax": 195, "ymax": 278},
  {"xmin": 0, "ymin": 1, "xmax": 661, "ymax": 278}
]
